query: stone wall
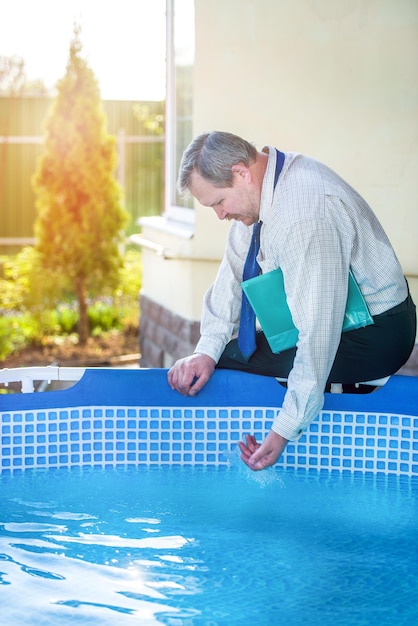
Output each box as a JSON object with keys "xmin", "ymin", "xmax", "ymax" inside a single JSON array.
[{"xmin": 139, "ymin": 294, "xmax": 201, "ymax": 368}]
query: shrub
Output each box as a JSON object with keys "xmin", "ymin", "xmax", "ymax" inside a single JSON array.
[
  {"xmin": 0, "ymin": 312, "xmax": 38, "ymax": 360},
  {"xmin": 88, "ymin": 301, "xmax": 122, "ymax": 334},
  {"xmin": 0, "ymin": 248, "xmax": 142, "ymax": 361}
]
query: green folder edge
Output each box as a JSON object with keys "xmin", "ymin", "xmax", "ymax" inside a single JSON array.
[{"xmin": 242, "ymin": 268, "xmax": 374, "ymax": 353}]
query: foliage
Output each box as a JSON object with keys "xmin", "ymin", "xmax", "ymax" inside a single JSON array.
[
  {"xmin": 133, "ymin": 103, "xmax": 164, "ymax": 136},
  {"xmin": 116, "ymin": 248, "xmax": 142, "ymax": 299},
  {"xmin": 0, "ymin": 55, "xmax": 25, "ymax": 95},
  {"xmin": 0, "ymin": 312, "xmax": 38, "ymax": 361},
  {"xmin": 0, "ymin": 55, "xmax": 48, "ymax": 96},
  {"xmin": 32, "ymin": 27, "xmax": 129, "ymax": 344},
  {"xmin": 0, "ymin": 246, "xmax": 69, "ymax": 314},
  {"xmin": 0, "ymin": 247, "xmax": 35, "ymax": 311},
  {"xmin": 0, "ymin": 248, "xmax": 142, "ymax": 361}
]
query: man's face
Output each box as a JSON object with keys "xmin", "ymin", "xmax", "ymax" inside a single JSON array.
[{"xmin": 189, "ymin": 169, "xmax": 260, "ymax": 226}]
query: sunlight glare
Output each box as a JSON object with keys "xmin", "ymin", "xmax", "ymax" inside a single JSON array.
[{"xmin": 1, "ymin": 0, "xmax": 166, "ymax": 100}]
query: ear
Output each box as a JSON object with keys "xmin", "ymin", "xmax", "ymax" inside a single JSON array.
[{"xmin": 231, "ymin": 163, "xmax": 251, "ymax": 183}]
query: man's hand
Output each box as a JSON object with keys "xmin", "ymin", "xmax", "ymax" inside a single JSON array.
[
  {"xmin": 238, "ymin": 431, "xmax": 288, "ymax": 471},
  {"xmin": 168, "ymin": 353, "xmax": 216, "ymax": 396}
]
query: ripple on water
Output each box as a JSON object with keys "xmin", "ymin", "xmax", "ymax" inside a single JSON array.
[{"xmin": 0, "ymin": 465, "xmax": 417, "ymax": 626}]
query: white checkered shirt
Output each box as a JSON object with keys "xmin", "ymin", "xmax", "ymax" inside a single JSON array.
[{"xmin": 195, "ymin": 147, "xmax": 407, "ymax": 440}]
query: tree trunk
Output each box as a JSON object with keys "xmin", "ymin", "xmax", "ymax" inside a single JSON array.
[{"xmin": 76, "ymin": 279, "xmax": 89, "ymax": 345}]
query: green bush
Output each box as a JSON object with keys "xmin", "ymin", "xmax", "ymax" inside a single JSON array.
[
  {"xmin": 0, "ymin": 312, "xmax": 39, "ymax": 360},
  {"xmin": 0, "ymin": 247, "xmax": 142, "ymax": 361},
  {"xmin": 88, "ymin": 301, "xmax": 122, "ymax": 334},
  {"xmin": 38, "ymin": 306, "xmax": 79, "ymax": 336},
  {"xmin": 0, "ymin": 247, "xmax": 38, "ymax": 311}
]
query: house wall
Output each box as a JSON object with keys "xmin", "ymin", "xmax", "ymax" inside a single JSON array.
[{"xmin": 140, "ymin": 0, "xmax": 418, "ymax": 367}]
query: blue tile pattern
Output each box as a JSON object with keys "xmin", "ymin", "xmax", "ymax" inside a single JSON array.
[{"xmin": 1, "ymin": 405, "xmax": 417, "ymax": 476}]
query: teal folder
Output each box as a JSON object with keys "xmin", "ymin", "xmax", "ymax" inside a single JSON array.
[{"xmin": 242, "ymin": 268, "xmax": 374, "ymax": 353}]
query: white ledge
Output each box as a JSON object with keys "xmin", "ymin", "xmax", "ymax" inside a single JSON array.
[{"xmin": 138, "ymin": 215, "xmax": 194, "ymax": 239}]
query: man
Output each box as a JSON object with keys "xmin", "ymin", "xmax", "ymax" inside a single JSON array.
[{"xmin": 167, "ymin": 131, "xmax": 416, "ymax": 471}]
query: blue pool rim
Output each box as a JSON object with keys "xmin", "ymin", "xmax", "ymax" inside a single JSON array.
[{"xmin": 1, "ymin": 369, "xmax": 417, "ymax": 476}]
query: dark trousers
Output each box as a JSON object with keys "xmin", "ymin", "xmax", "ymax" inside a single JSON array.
[{"xmin": 217, "ymin": 292, "xmax": 416, "ymax": 385}]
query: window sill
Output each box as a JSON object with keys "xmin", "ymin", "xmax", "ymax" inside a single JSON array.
[{"xmin": 138, "ymin": 214, "xmax": 194, "ymax": 239}]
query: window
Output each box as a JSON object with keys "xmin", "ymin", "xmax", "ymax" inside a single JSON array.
[{"xmin": 165, "ymin": 0, "xmax": 195, "ymax": 223}]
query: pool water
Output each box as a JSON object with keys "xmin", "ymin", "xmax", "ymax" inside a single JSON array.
[{"xmin": 0, "ymin": 462, "xmax": 417, "ymax": 626}]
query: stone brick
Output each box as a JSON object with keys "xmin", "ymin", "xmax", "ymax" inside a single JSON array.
[{"xmin": 139, "ymin": 294, "xmax": 201, "ymax": 368}]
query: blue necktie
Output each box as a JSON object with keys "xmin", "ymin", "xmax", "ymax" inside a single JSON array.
[
  {"xmin": 237, "ymin": 150, "xmax": 285, "ymax": 361},
  {"xmin": 238, "ymin": 220, "xmax": 262, "ymax": 360}
]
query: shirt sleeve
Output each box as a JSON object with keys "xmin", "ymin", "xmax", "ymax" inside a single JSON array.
[
  {"xmin": 195, "ymin": 222, "xmax": 251, "ymax": 362},
  {"xmin": 272, "ymin": 216, "xmax": 352, "ymax": 440}
]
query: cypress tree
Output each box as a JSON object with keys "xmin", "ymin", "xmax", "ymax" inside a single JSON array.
[{"xmin": 32, "ymin": 28, "xmax": 129, "ymax": 344}]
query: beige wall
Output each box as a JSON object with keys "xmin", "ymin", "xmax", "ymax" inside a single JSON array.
[
  {"xmin": 138, "ymin": 217, "xmax": 224, "ymax": 320},
  {"xmin": 143, "ymin": 0, "xmax": 418, "ymax": 329}
]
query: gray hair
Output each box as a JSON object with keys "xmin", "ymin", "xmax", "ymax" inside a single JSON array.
[{"xmin": 177, "ymin": 131, "xmax": 257, "ymax": 193}]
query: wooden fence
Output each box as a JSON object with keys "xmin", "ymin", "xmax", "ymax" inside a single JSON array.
[{"xmin": 0, "ymin": 97, "xmax": 164, "ymax": 253}]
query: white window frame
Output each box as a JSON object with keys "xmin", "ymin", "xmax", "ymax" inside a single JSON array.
[{"xmin": 164, "ymin": 0, "xmax": 195, "ymax": 227}]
